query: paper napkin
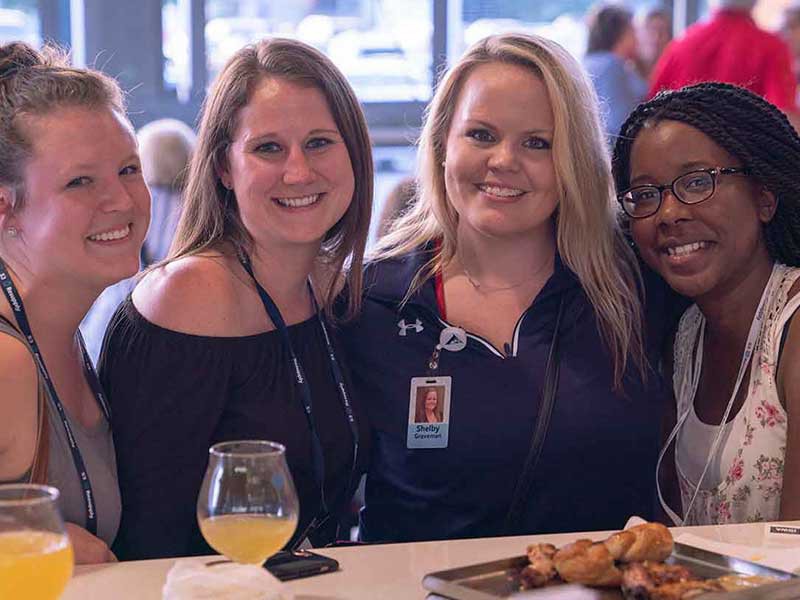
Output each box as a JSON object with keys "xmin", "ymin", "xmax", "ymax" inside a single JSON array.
[
  {"xmin": 162, "ymin": 559, "xmax": 295, "ymax": 600},
  {"xmin": 675, "ymin": 532, "xmax": 800, "ymax": 575}
]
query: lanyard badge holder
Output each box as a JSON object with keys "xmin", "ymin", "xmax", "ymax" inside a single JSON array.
[
  {"xmin": 406, "ymin": 326, "xmax": 466, "ymax": 450},
  {"xmin": 238, "ymin": 254, "xmax": 359, "ymax": 548},
  {"xmin": 0, "ymin": 260, "xmax": 110, "ymax": 536},
  {"xmin": 656, "ymin": 264, "xmax": 779, "ymax": 525}
]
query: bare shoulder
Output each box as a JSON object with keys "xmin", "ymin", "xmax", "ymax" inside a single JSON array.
[
  {"xmin": 132, "ymin": 251, "xmax": 257, "ymax": 336},
  {"xmin": 0, "ymin": 332, "xmax": 37, "ymax": 389},
  {"xmin": 777, "ymin": 273, "xmax": 800, "ymax": 411},
  {"xmin": 0, "ymin": 333, "xmax": 38, "ymax": 469},
  {"xmin": 783, "ymin": 275, "xmax": 800, "ymax": 357}
]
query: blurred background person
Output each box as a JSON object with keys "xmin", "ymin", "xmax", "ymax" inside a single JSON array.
[
  {"xmin": 781, "ymin": 1, "xmax": 800, "ymax": 90},
  {"xmin": 80, "ymin": 118, "xmax": 196, "ymax": 362},
  {"xmin": 136, "ymin": 118, "xmax": 196, "ymax": 265},
  {"xmin": 649, "ymin": 0, "xmax": 798, "ymax": 120},
  {"xmin": 583, "ymin": 3, "xmax": 647, "ymax": 144},
  {"xmin": 636, "ymin": 4, "xmax": 672, "ymax": 78},
  {"xmin": 376, "ymin": 176, "xmax": 416, "ymax": 239}
]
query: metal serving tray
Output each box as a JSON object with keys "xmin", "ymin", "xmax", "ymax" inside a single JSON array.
[{"xmin": 422, "ymin": 542, "xmax": 800, "ymax": 599}]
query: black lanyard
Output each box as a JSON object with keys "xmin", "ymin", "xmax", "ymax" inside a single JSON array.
[
  {"xmin": 238, "ymin": 254, "xmax": 359, "ymax": 540},
  {"xmin": 0, "ymin": 260, "xmax": 110, "ymax": 536}
]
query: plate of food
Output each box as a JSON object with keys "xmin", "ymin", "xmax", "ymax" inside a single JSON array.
[{"xmin": 422, "ymin": 523, "xmax": 799, "ymax": 599}]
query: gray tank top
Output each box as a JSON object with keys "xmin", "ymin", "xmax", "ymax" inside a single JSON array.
[{"xmin": 0, "ymin": 319, "xmax": 121, "ymax": 546}]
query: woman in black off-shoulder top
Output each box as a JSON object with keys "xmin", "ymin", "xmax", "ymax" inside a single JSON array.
[
  {"xmin": 101, "ymin": 295, "xmax": 370, "ymax": 559},
  {"xmin": 99, "ymin": 38, "xmax": 373, "ymax": 560}
]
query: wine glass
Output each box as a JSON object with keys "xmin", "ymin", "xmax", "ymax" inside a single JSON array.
[
  {"xmin": 197, "ymin": 440, "xmax": 299, "ymax": 565},
  {"xmin": 0, "ymin": 484, "xmax": 74, "ymax": 600}
]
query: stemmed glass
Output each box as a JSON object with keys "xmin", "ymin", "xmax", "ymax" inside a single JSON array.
[
  {"xmin": 0, "ymin": 484, "xmax": 74, "ymax": 600},
  {"xmin": 197, "ymin": 440, "xmax": 299, "ymax": 565}
]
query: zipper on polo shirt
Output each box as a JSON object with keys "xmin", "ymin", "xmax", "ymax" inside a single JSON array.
[
  {"xmin": 434, "ymin": 316, "xmax": 504, "ymax": 357},
  {"xmin": 405, "ymin": 301, "xmax": 530, "ymax": 359},
  {"xmin": 510, "ymin": 312, "xmax": 526, "ymax": 357},
  {"xmin": 401, "ymin": 301, "xmax": 505, "ymax": 358}
]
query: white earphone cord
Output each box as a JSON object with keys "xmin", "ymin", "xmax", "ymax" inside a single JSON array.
[{"xmin": 656, "ymin": 264, "xmax": 779, "ymax": 525}]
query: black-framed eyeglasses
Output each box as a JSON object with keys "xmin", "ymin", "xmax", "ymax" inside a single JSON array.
[{"xmin": 617, "ymin": 166, "xmax": 750, "ymax": 219}]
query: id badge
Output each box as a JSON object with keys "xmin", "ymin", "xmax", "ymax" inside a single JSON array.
[{"xmin": 407, "ymin": 376, "xmax": 451, "ymax": 449}]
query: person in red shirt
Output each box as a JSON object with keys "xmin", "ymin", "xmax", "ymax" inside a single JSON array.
[{"xmin": 649, "ymin": 0, "xmax": 798, "ymax": 114}]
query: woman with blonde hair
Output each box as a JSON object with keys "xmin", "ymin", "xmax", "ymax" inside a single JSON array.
[
  {"xmin": 100, "ymin": 38, "xmax": 372, "ymax": 559},
  {"xmin": 342, "ymin": 32, "xmax": 670, "ymax": 542}
]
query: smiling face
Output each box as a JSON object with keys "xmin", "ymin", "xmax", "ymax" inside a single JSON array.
[
  {"xmin": 220, "ymin": 77, "xmax": 355, "ymax": 253},
  {"xmin": 442, "ymin": 61, "xmax": 558, "ymax": 243},
  {"xmin": 424, "ymin": 389, "xmax": 438, "ymax": 411},
  {"xmin": 628, "ymin": 120, "xmax": 776, "ymax": 301},
  {"xmin": 5, "ymin": 105, "xmax": 150, "ymax": 288}
]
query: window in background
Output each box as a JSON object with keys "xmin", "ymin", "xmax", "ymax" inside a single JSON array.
[
  {"xmin": 453, "ymin": 0, "xmax": 595, "ymax": 61},
  {"xmin": 163, "ymin": 0, "xmax": 191, "ymax": 97},
  {"xmin": 202, "ymin": 0, "xmax": 433, "ymax": 103},
  {"xmin": 0, "ymin": 0, "xmax": 39, "ymax": 46}
]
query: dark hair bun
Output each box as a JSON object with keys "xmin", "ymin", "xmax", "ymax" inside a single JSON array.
[{"xmin": 0, "ymin": 42, "xmax": 44, "ymax": 80}]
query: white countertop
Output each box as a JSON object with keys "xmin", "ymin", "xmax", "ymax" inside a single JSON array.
[{"xmin": 62, "ymin": 521, "xmax": 800, "ymax": 600}]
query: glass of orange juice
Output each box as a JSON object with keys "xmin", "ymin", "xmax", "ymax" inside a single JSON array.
[
  {"xmin": 0, "ymin": 484, "xmax": 74, "ymax": 600},
  {"xmin": 197, "ymin": 440, "xmax": 299, "ymax": 565}
]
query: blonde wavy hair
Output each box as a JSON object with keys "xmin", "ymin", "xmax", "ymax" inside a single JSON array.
[{"xmin": 371, "ymin": 33, "xmax": 645, "ymax": 386}]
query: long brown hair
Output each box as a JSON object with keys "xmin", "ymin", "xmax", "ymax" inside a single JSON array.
[
  {"xmin": 169, "ymin": 38, "xmax": 373, "ymax": 321},
  {"xmin": 372, "ymin": 33, "xmax": 646, "ymax": 387}
]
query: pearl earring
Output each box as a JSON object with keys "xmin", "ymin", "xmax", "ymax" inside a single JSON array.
[{"xmin": 6, "ymin": 226, "xmax": 17, "ymax": 237}]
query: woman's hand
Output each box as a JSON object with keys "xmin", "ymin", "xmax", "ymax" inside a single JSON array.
[{"xmin": 64, "ymin": 522, "xmax": 117, "ymax": 564}]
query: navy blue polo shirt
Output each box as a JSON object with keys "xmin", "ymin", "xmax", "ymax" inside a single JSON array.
[{"xmin": 341, "ymin": 248, "xmax": 670, "ymax": 542}]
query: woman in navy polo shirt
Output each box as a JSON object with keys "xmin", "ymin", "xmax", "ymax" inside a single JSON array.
[{"xmin": 341, "ymin": 32, "xmax": 671, "ymax": 542}]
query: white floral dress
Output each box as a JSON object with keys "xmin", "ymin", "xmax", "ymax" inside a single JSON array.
[{"xmin": 673, "ymin": 263, "xmax": 800, "ymax": 524}]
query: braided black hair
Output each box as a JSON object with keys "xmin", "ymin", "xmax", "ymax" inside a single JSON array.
[{"xmin": 612, "ymin": 82, "xmax": 800, "ymax": 266}]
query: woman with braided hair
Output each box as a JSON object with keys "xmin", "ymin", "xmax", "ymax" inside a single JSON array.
[{"xmin": 612, "ymin": 82, "xmax": 800, "ymax": 525}]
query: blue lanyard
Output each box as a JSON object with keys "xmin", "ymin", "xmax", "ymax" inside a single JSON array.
[
  {"xmin": 0, "ymin": 259, "xmax": 110, "ymax": 536},
  {"xmin": 238, "ymin": 254, "xmax": 359, "ymax": 538}
]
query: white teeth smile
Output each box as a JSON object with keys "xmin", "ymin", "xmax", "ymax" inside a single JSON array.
[
  {"xmin": 666, "ymin": 241, "xmax": 709, "ymax": 257},
  {"xmin": 478, "ymin": 185, "xmax": 525, "ymax": 198},
  {"xmin": 88, "ymin": 224, "xmax": 130, "ymax": 242},
  {"xmin": 275, "ymin": 194, "xmax": 320, "ymax": 208}
]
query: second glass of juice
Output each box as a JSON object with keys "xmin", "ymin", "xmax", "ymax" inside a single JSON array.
[
  {"xmin": 0, "ymin": 484, "xmax": 74, "ymax": 600},
  {"xmin": 197, "ymin": 440, "xmax": 299, "ymax": 565}
]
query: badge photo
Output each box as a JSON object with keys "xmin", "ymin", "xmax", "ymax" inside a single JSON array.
[{"xmin": 407, "ymin": 376, "xmax": 451, "ymax": 449}]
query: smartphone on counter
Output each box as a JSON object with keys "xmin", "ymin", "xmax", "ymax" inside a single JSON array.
[{"xmin": 264, "ymin": 550, "xmax": 340, "ymax": 581}]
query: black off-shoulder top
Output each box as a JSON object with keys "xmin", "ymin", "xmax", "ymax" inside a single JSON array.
[{"xmin": 99, "ymin": 297, "xmax": 370, "ymax": 560}]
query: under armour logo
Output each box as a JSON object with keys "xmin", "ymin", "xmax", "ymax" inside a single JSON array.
[{"xmin": 397, "ymin": 319, "xmax": 424, "ymax": 336}]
